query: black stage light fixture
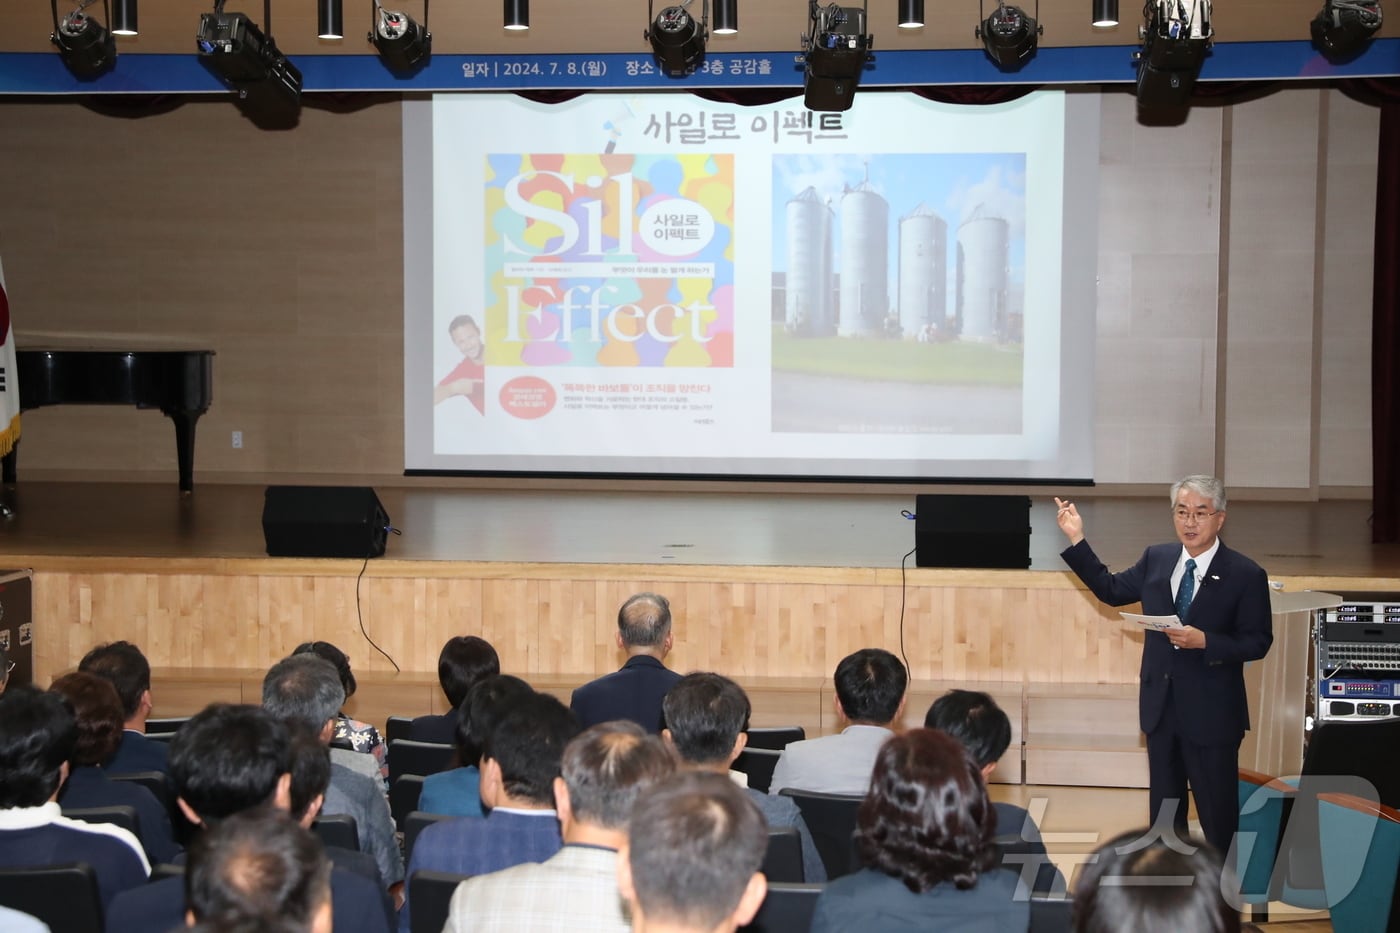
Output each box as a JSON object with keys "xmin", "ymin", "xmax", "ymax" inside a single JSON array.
[
  {"xmin": 1134, "ymin": 0, "xmax": 1212, "ymax": 111},
  {"xmin": 647, "ymin": 0, "xmax": 708, "ymax": 77},
  {"xmin": 370, "ymin": 0, "xmax": 431, "ymax": 73},
  {"xmin": 197, "ymin": 5, "xmax": 303, "ymax": 126},
  {"xmin": 1311, "ymin": 0, "xmax": 1382, "ymax": 62},
  {"xmin": 713, "ymin": 0, "xmax": 737, "ymax": 34},
  {"xmin": 801, "ymin": 0, "xmax": 872, "ymax": 112},
  {"xmin": 899, "ymin": 0, "xmax": 924, "ymax": 27},
  {"xmin": 1092, "ymin": 0, "xmax": 1118, "ymax": 26},
  {"xmin": 976, "ymin": 0, "xmax": 1042, "ymax": 70},
  {"xmin": 51, "ymin": 0, "xmax": 117, "ymax": 78},
  {"xmin": 505, "ymin": 0, "xmax": 528, "ymax": 30},
  {"xmin": 111, "ymin": 0, "xmax": 138, "ymax": 35},
  {"xmin": 319, "ymin": 0, "xmax": 343, "ymax": 38}
]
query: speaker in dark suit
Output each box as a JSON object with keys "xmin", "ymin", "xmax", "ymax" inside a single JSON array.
[{"xmin": 262, "ymin": 486, "xmax": 391, "ymax": 559}]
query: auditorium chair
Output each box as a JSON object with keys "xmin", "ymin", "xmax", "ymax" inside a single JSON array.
[
  {"xmin": 0, "ymin": 863, "xmax": 104, "ymax": 933},
  {"xmin": 313, "ymin": 813, "xmax": 360, "ymax": 851},
  {"xmin": 778, "ymin": 790, "xmax": 862, "ymax": 879},
  {"xmin": 409, "ymin": 869, "xmax": 469, "ymax": 933},
  {"xmin": 1316, "ymin": 791, "xmax": 1400, "ymax": 933},
  {"xmin": 1028, "ymin": 895, "xmax": 1072, "ymax": 933},
  {"xmin": 738, "ymin": 882, "xmax": 822, "ymax": 933},
  {"xmin": 745, "ymin": 726, "xmax": 805, "ymax": 750},
  {"xmin": 761, "ymin": 827, "xmax": 805, "ymax": 884},
  {"xmin": 390, "ymin": 774, "xmax": 427, "ymax": 831},
  {"xmin": 386, "ymin": 716, "xmax": 415, "ymax": 743},
  {"xmin": 110, "ymin": 768, "xmax": 197, "ymax": 847},
  {"xmin": 733, "ymin": 748, "xmax": 782, "ymax": 794},
  {"xmin": 403, "ymin": 811, "xmax": 452, "ymax": 866},
  {"xmin": 63, "ymin": 804, "xmax": 141, "ymax": 839},
  {"xmin": 388, "ymin": 739, "xmax": 456, "ymax": 785},
  {"xmin": 144, "ymin": 717, "xmax": 190, "ymax": 735}
]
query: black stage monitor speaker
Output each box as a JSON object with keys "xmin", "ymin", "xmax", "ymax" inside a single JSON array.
[
  {"xmin": 915, "ymin": 494, "xmax": 1031, "ymax": 569},
  {"xmin": 262, "ymin": 486, "xmax": 390, "ymax": 558}
]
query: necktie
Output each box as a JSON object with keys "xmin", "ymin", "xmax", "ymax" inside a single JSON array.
[{"xmin": 1175, "ymin": 558, "xmax": 1197, "ymax": 621}]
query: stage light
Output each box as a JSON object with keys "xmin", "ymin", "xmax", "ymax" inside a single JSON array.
[
  {"xmin": 111, "ymin": 0, "xmax": 137, "ymax": 35},
  {"xmin": 899, "ymin": 0, "xmax": 923, "ymax": 27},
  {"xmin": 1311, "ymin": 0, "xmax": 1382, "ymax": 62},
  {"xmin": 976, "ymin": 0, "xmax": 1041, "ymax": 70},
  {"xmin": 505, "ymin": 0, "xmax": 528, "ymax": 30},
  {"xmin": 318, "ymin": 0, "xmax": 342, "ymax": 38},
  {"xmin": 647, "ymin": 0, "xmax": 708, "ymax": 77},
  {"xmin": 50, "ymin": 0, "xmax": 117, "ymax": 78},
  {"xmin": 1092, "ymin": 0, "xmax": 1118, "ymax": 26},
  {"xmin": 197, "ymin": 6, "xmax": 303, "ymax": 126},
  {"xmin": 370, "ymin": 0, "xmax": 431, "ymax": 73},
  {"xmin": 1134, "ymin": 0, "xmax": 1212, "ymax": 111},
  {"xmin": 801, "ymin": 0, "xmax": 872, "ymax": 112},
  {"xmin": 713, "ymin": 0, "xmax": 737, "ymax": 34}
]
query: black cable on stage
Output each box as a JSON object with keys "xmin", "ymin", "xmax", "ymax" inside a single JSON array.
[
  {"xmin": 355, "ymin": 528, "xmax": 402, "ymax": 672},
  {"xmin": 898, "ymin": 508, "xmax": 919, "ymax": 675}
]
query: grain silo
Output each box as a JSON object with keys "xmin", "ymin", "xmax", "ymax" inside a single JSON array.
[
  {"xmin": 837, "ymin": 177, "xmax": 889, "ymax": 338},
  {"xmin": 956, "ymin": 205, "xmax": 1009, "ymax": 341},
  {"xmin": 897, "ymin": 203, "xmax": 947, "ymax": 338},
  {"xmin": 784, "ymin": 186, "xmax": 835, "ymax": 335}
]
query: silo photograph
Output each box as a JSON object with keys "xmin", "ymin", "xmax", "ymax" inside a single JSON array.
[{"xmin": 770, "ymin": 154, "xmax": 1027, "ymax": 435}]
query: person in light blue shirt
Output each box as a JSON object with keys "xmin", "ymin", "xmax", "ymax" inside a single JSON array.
[{"xmin": 418, "ymin": 674, "xmax": 532, "ymax": 818}]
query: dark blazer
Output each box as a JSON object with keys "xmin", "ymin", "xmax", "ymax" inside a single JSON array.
[
  {"xmin": 59, "ymin": 765, "xmax": 182, "ymax": 865},
  {"xmin": 1061, "ymin": 538, "xmax": 1273, "ymax": 745},
  {"xmin": 811, "ymin": 867, "xmax": 1029, "ymax": 933},
  {"xmin": 105, "ymin": 730, "xmax": 170, "ymax": 775},
  {"xmin": 568, "ymin": 655, "xmax": 682, "ymax": 733}
]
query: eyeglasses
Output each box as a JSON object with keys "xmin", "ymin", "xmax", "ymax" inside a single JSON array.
[
  {"xmin": 1172, "ymin": 508, "xmax": 1219, "ymax": 524},
  {"xmin": 3, "ymin": 660, "xmax": 14, "ymax": 675}
]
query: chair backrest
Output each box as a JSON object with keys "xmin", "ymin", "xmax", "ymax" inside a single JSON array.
[
  {"xmin": 151, "ymin": 862, "xmax": 185, "ymax": 882},
  {"xmin": 388, "ymin": 739, "xmax": 456, "ymax": 784},
  {"xmin": 404, "ymin": 811, "xmax": 453, "ymax": 866},
  {"xmin": 63, "ymin": 804, "xmax": 142, "ymax": 838},
  {"xmin": 762, "ymin": 827, "xmax": 805, "ymax": 884},
  {"xmin": 314, "ymin": 812, "xmax": 361, "ymax": 852},
  {"xmin": 778, "ymin": 790, "xmax": 863, "ymax": 879},
  {"xmin": 109, "ymin": 770, "xmax": 173, "ymax": 811},
  {"xmin": 0, "ymin": 862, "xmax": 104, "ymax": 933},
  {"xmin": 739, "ymin": 882, "xmax": 822, "ymax": 933},
  {"xmin": 1028, "ymin": 895, "xmax": 1073, "ymax": 933},
  {"xmin": 1236, "ymin": 767, "xmax": 1296, "ymax": 904},
  {"xmin": 745, "ymin": 727, "xmax": 805, "ymax": 751},
  {"xmin": 1317, "ymin": 791, "xmax": 1400, "ymax": 933},
  {"xmin": 734, "ymin": 748, "xmax": 782, "ymax": 795},
  {"xmin": 409, "ymin": 869, "xmax": 470, "ymax": 933},
  {"xmin": 144, "ymin": 717, "xmax": 190, "ymax": 735},
  {"xmin": 391, "ymin": 774, "xmax": 427, "ymax": 831},
  {"xmin": 145, "ymin": 732, "xmax": 177, "ymax": 744},
  {"xmin": 386, "ymin": 716, "xmax": 415, "ymax": 744}
]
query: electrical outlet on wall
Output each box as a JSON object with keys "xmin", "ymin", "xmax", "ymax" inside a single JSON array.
[{"xmin": 232, "ymin": 431, "xmax": 243, "ymax": 449}]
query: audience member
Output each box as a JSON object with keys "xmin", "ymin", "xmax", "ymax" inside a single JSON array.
[
  {"xmin": 770, "ymin": 648, "xmax": 907, "ymax": 796},
  {"xmin": 925, "ymin": 688, "xmax": 1064, "ymax": 894},
  {"xmin": 268, "ymin": 655, "xmax": 383, "ymax": 788},
  {"xmin": 445, "ymin": 721, "xmax": 677, "ymax": 932},
  {"xmin": 78, "ymin": 640, "xmax": 169, "ymax": 774},
  {"xmin": 1073, "ymin": 829, "xmax": 1238, "ymax": 933},
  {"xmin": 104, "ymin": 703, "xmax": 389, "ymax": 933},
  {"xmin": 0, "ymin": 685, "xmax": 149, "ymax": 909},
  {"xmin": 263, "ymin": 655, "xmax": 404, "ymax": 896},
  {"xmin": 619, "ymin": 771, "xmax": 769, "ymax": 933},
  {"xmin": 662, "ymin": 672, "xmax": 825, "ymax": 882},
  {"xmin": 407, "ymin": 635, "xmax": 500, "ymax": 744},
  {"xmin": 400, "ymin": 691, "xmax": 581, "ymax": 933},
  {"xmin": 293, "ymin": 642, "xmax": 388, "ymax": 785},
  {"xmin": 418, "ymin": 673, "xmax": 533, "ymax": 818},
  {"xmin": 810, "ymin": 729, "xmax": 1028, "ymax": 933},
  {"xmin": 571, "ymin": 593, "xmax": 683, "ymax": 733},
  {"xmin": 49, "ymin": 671, "xmax": 182, "ymax": 864},
  {"xmin": 185, "ymin": 807, "xmax": 333, "ymax": 933}
]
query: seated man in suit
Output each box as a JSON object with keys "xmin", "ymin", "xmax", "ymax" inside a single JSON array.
[
  {"xmin": 924, "ymin": 688, "xmax": 1065, "ymax": 895},
  {"xmin": 571, "ymin": 592, "xmax": 682, "ymax": 733},
  {"xmin": 407, "ymin": 635, "xmax": 500, "ymax": 744},
  {"xmin": 400, "ymin": 691, "xmax": 582, "ymax": 933},
  {"xmin": 620, "ymin": 771, "xmax": 769, "ymax": 933},
  {"xmin": 444, "ymin": 721, "xmax": 676, "ymax": 932},
  {"xmin": 769, "ymin": 648, "xmax": 907, "ymax": 796},
  {"xmin": 662, "ymin": 672, "xmax": 825, "ymax": 882},
  {"xmin": 105, "ymin": 703, "xmax": 390, "ymax": 933},
  {"xmin": 78, "ymin": 639, "xmax": 169, "ymax": 775},
  {"xmin": 0, "ymin": 685, "xmax": 149, "ymax": 910},
  {"xmin": 418, "ymin": 674, "xmax": 534, "ymax": 819}
]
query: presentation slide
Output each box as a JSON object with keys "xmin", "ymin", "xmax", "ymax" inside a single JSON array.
[{"xmin": 403, "ymin": 91, "xmax": 1098, "ymax": 481}]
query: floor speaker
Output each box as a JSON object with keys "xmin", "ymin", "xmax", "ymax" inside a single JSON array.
[
  {"xmin": 262, "ymin": 486, "xmax": 390, "ymax": 558},
  {"xmin": 914, "ymin": 494, "xmax": 1031, "ymax": 569}
]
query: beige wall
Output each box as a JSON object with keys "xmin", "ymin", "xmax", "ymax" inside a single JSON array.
[{"xmin": 0, "ymin": 87, "xmax": 1378, "ymax": 493}]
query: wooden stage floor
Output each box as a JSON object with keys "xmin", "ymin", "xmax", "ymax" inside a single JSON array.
[{"xmin": 0, "ymin": 481, "xmax": 1397, "ymax": 581}]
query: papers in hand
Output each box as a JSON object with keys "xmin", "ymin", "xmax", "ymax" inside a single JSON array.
[{"xmin": 1122, "ymin": 612, "xmax": 1184, "ymax": 632}]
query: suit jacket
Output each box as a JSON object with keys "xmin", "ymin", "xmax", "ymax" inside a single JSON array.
[
  {"xmin": 810, "ymin": 867, "xmax": 1029, "ymax": 933},
  {"xmin": 569, "ymin": 655, "xmax": 681, "ymax": 733},
  {"xmin": 445, "ymin": 844, "xmax": 629, "ymax": 933},
  {"xmin": 323, "ymin": 763, "xmax": 404, "ymax": 888},
  {"xmin": 59, "ymin": 765, "xmax": 182, "ymax": 865},
  {"xmin": 768, "ymin": 725, "xmax": 894, "ymax": 796},
  {"xmin": 104, "ymin": 730, "xmax": 169, "ymax": 776},
  {"xmin": 1061, "ymin": 538, "xmax": 1273, "ymax": 745},
  {"xmin": 991, "ymin": 801, "xmax": 1064, "ymax": 896}
]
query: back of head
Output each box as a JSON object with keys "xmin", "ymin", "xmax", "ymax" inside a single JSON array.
[
  {"xmin": 262, "ymin": 656, "xmax": 345, "ymax": 734},
  {"xmin": 291, "ymin": 642, "xmax": 357, "ymax": 702},
  {"xmin": 438, "ymin": 636, "xmax": 500, "ymax": 709},
  {"xmin": 627, "ymin": 771, "xmax": 768, "ymax": 930},
  {"xmin": 171, "ymin": 704, "xmax": 292, "ymax": 821},
  {"xmin": 924, "ymin": 689, "xmax": 1012, "ymax": 771},
  {"xmin": 77, "ymin": 640, "xmax": 151, "ymax": 720},
  {"xmin": 835, "ymin": 648, "xmax": 908, "ymax": 725},
  {"xmin": 458, "ymin": 673, "xmax": 534, "ymax": 764},
  {"xmin": 186, "ymin": 807, "xmax": 332, "ymax": 933},
  {"xmin": 482, "ymin": 691, "xmax": 581, "ymax": 806},
  {"xmin": 662, "ymin": 672, "xmax": 750, "ymax": 766},
  {"xmin": 286, "ymin": 721, "xmax": 332, "ymax": 823},
  {"xmin": 856, "ymin": 727, "xmax": 996, "ymax": 893},
  {"xmin": 1073, "ymin": 830, "xmax": 1237, "ymax": 933},
  {"xmin": 561, "ymin": 721, "xmax": 676, "ymax": 829},
  {"xmin": 0, "ymin": 685, "xmax": 77, "ymax": 808},
  {"xmin": 49, "ymin": 671, "xmax": 125, "ymax": 767},
  {"xmin": 618, "ymin": 592, "xmax": 672, "ymax": 648}
]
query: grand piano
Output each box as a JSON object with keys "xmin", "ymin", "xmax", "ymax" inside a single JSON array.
[{"xmin": 3, "ymin": 349, "xmax": 215, "ymax": 493}]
